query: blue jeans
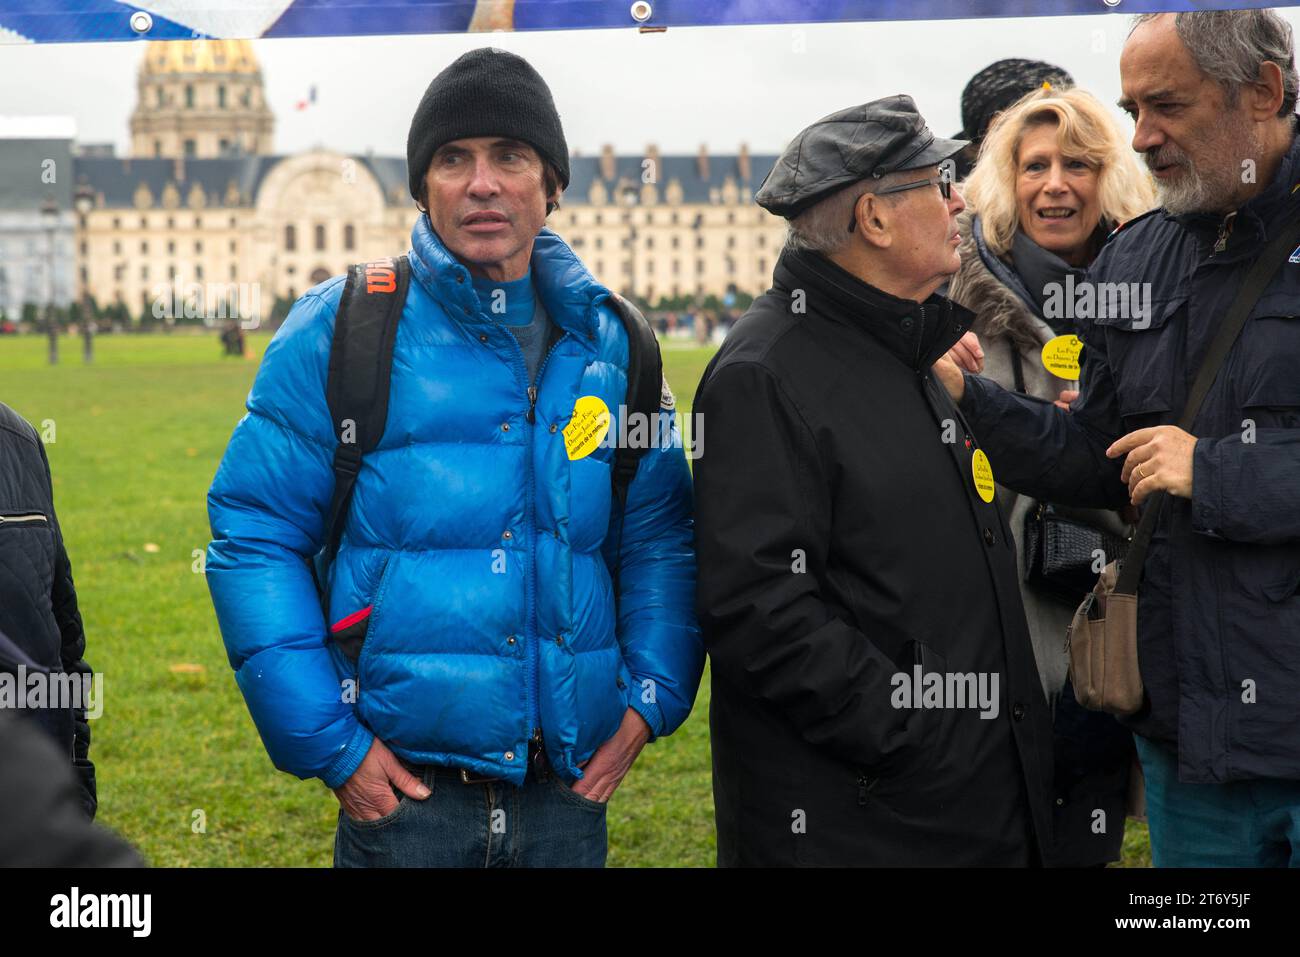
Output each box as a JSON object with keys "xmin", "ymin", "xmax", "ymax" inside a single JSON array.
[
  {"xmin": 333, "ymin": 762, "xmax": 608, "ymax": 868},
  {"xmin": 1135, "ymin": 735, "xmax": 1300, "ymax": 867}
]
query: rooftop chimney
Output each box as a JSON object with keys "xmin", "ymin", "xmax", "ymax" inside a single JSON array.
[
  {"xmin": 738, "ymin": 142, "xmax": 751, "ymax": 181},
  {"xmin": 600, "ymin": 144, "xmax": 616, "ymax": 181},
  {"xmin": 696, "ymin": 143, "xmax": 709, "ymax": 180}
]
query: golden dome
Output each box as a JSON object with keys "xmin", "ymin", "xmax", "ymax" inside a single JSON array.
[{"xmin": 141, "ymin": 39, "xmax": 260, "ymax": 75}]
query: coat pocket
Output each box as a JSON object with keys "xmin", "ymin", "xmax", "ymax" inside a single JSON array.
[{"xmin": 329, "ymin": 555, "xmax": 392, "ymax": 663}]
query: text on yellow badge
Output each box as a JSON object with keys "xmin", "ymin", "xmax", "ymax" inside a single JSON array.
[
  {"xmin": 564, "ymin": 395, "xmax": 611, "ymax": 460},
  {"xmin": 972, "ymin": 448, "xmax": 996, "ymax": 503}
]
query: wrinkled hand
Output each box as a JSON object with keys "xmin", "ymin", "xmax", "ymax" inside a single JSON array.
[
  {"xmin": 571, "ymin": 708, "xmax": 651, "ymax": 804},
  {"xmin": 333, "ymin": 737, "xmax": 430, "ymax": 822},
  {"xmin": 947, "ymin": 331, "xmax": 984, "ymax": 374},
  {"xmin": 1107, "ymin": 426, "xmax": 1197, "ymax": 505},
  {"xmin": 932, "ymin": 353, "xmax": 966, "ymax": 403},
  {"xmin": 1054, "ymin": 389, "xmax": 1080, "ymax": 412}
]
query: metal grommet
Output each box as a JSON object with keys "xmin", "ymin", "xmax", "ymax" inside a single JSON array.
[
  {"xmin": 630, "ymin": 1, "xmax": 653, "ymax": 23},
  {"xmin": 502, "ymin": 530, "xmax": 513, "ymax": 540},
  {"xmin": 501, "ymin": 422, "xmax": 510, "ymax": 432},
  {"xmin": 505, "ymin": 751, "xmax": 515, "ymax": 761},
  {"xmin": 506, "ymin": 635, "xmax": 516, "ymax": 645},
  {"xmin": 479, "ymin": 334, "xmax": 488, "ymax": 343},
  {"xmin": 129, "ymin": 10, "xmax": 153, "ymax": 33},
  {"xmin": 555, "ymin": 635, "xmax": 564, "ymax": 646},
  {"xmin": 548, "ymin": 423, "xmax": 557, "ymax": 433}
]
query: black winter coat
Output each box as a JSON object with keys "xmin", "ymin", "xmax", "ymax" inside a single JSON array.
[
  {"xmin": 0, "ymin": 401, "xmax": 95, "ymax": 817},
  {"xmin": 960, "ymin": 122, "xmax": 1300, "ymax": 784},
  {"xmin": 693, "ymin": 248, "xmax": 1055, "ymax": 866}
]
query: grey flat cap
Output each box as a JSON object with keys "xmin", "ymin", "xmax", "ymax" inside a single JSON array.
[{"xmin": 755, "ymin": 94, "xmax": 968, "ymax": 219}]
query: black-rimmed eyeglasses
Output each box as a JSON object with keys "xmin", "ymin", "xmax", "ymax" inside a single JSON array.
[{"xmin": 848, "ymin": 164, "xmax": 954, "ymax": 232}]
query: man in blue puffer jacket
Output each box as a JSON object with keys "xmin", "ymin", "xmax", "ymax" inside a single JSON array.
[{"xmin": 205, "ymin": 48, "xmax": 703, "ymax": 867}]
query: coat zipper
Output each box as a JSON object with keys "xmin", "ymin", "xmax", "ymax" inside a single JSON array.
[
  {"xmin": 514, "ymin": 324, "xmax": 571, "ymax": 764},
  {"xmin": 0, "ymin": 513, "xmax": 48, "ymax": 526},
  {"xmin": 1213, "ymin": 211, "xmax": 1237, "ymax": 255}
]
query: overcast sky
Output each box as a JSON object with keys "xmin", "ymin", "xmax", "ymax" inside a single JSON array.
[{"xmin": 2, "ymin": 9, "xmax": 1299, "ymax": 160}]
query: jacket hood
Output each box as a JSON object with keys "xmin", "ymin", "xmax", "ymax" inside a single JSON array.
[
  {"xmin": 407, "ymin": 214, "xmax": 610, "ymax": 339},
  {"xmin": 773, "ymin": 247, "xmax": 974, "ymax": 371}
]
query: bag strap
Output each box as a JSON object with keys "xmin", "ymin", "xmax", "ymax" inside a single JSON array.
[
  {"xmin": 318, "ymin": 256, "xmax": 410, "ymax": 585},
  {"xmin": 1115, "ymin": 211, "xmax": 1300, "ymax": 596},
  {"xmin": 602, "ymin": 293, "xmax": 664, "ymax": 617}
]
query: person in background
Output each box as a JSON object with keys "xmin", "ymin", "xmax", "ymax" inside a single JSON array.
[
  {"xmin": 945, "ymin": 84, "xmax": 1156, "ymax": 866},
  {"xmin": 952, "ymin": 58, "xmax": 1076, "ymax": 180}
]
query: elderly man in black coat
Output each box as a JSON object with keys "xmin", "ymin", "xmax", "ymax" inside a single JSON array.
[{"xmin": 693, "ymin": 95, "xmax": 1056, "ymax": 867}]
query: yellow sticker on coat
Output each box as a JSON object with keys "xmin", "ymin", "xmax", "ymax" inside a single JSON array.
[
  {"xmin": 1041, "ymin": 334, "xmax": 1083, "ymax": 378},
  {"xmin": 971, "ymin": 449, "xmax": 996, "ymax": 503},
  {"xmin": 564, "ymin": 395, "xmax": 612, "ymax": 460}
]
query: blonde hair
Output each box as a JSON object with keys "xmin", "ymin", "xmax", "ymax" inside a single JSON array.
[{"xmin": 962, "ymin": 86, "xmax": 1155, "ymax": 256}]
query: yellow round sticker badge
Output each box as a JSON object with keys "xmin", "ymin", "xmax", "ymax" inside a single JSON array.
[
  {"xmin": 971, "ymin": 449, "xmax": 996, "ymax": 503},
  {"xmin": 563, "ymin": 395, "xmax": 611, "ymax": 461},
  {"xmin": 1040, "ymin": 334, "xmax": 1083, "ymax": 379}
]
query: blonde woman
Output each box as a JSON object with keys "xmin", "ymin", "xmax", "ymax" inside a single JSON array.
[{"xmin": 946, "ymin": 85, "xmax": 1155, "ymax": 868}]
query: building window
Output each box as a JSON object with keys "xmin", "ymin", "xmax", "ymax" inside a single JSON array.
[
  {"xmin": 196, "ymin": 264, "xmax": 203, "ymax": 280},
  {"xmin": 167, "ymin": 241, "xmax": 175, "ymax": 254},
  {"xmin": 218, "ymin": 85, "xmax": 226, "ymax": 108},
  {"xmin": 758, "ymin": 258, "xmax": 767, "ymax": 274},
  {"xmin": 343, "ymin": 224, "xmax": 355, "ymax": 251},
  {"xmin": 595, "ymin": 237, "xmax": 603, "ymax": 250},
  {"xmin": 184, "ymin": 139, "xmax": 196, "ymax": 157},
  {"xmin": 185, "ymin": 85, "xmax": 194, "ymax": 108},
  {"xmin": 285, "ymin": 225, "xmax": 296, "ymax": 251},
  {"xmin": 112, "ymin": 217, "xmax": 121, "ymax": 230},
  {"xmin": 696, "ymin": 236, "xmax": 704, "ymax": 249},
  {"xmin": 195, "ymin": 240, "xmax": 203, "ymax": 253},
  {"xmin": 671, "ymin": 236, "xmax": 680, "ymax": 249},
  {"xmin": 315, "ymin": 224, "xmax": 326, "ymax": 251},
  {"xmin": 229, "ymin": 239, "xmax": 236, "ymax": 253},
  {"xmin": 229, "ymin": 216, "xmax": 237, "ymax": 228},
  {"xmin": 672, "ymin": 212, "xmax": 679, "ymax": 225},
  {"xmin": 156, "ymin": 88, "xmax": 164, "ymax": 107},
  {"xmin": 758, "ymin": 234, "xmax": 766, "ymax": 248},
  {"xmin": 728, "ymin": 212, "xmax": 735, "ymax": 224},
  {"xmin": 167, "ymin": 217, "xmax": 174, "ymax": 229},
  {"xmin": 646, "ymin": 236, "xmax": 654, "ymax": 249},
  {"xmin": 672, "ymin": 260, "xmax": 680, "ymax": 275},
  {"xmin": 230, "ymin": 264, "xmax": 237, "ymax": 279},
  {"xmin": 112, "ymin": 241, "xmax": 121, "ymax": 255},
  {"xmin": 696, "ymin": 259, "xmax": 704, "ymax": 273},
  {"xmin": 155, "ymin": 140, "xmax": 162, "ymax": 157},
  {"xmin": 728, "ymin": 236, "xmax": 736, "ymax": 249},
  {"xmin": 140, "ymin": 240, "xmax": 149, "ymax": 254},
  {"xmin": 141, "ymin": 264, "xmax": 149, "ymax": 280},
  {"xmin": 195, "ymin": 216, "xmax": 202, "ymax": 229},
  {"xmin": 114, "ymin": 264, "xmax": 125, "ymax": 281},
  {"xmin": 139, "ymin": 216, "xmax": 147, "ymax": 229},
  {"xmin": 595, "ymin": 213, "xmax": 602, "ymax": 225},
  {"xmin": 596, "ymin": 260, "xmax": 604, "ymax": 274},
  {"xmin": 647, "ymin": 259, "xmax": 655, "ymax": 275}
]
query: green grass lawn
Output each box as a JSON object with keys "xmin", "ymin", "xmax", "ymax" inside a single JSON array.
[{"xmin": 0, "ymin": 329, "xmax": 1149, "ymax": 867}]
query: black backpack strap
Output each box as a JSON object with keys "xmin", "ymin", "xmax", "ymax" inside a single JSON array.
[
  {"xmin": 603, "ymin": 294, "xmax": 664, "ymax": 616},
  {"xmin": 315, "ymin": 255, "xmax": 409, "ymax": 595},
  {"xmin": 606, "ymin": 293, "xmax": 664, "ymax": 505},
  {"xmin": 1115, "ymin": 210, "xmax": 1300, "ymax": 596}
]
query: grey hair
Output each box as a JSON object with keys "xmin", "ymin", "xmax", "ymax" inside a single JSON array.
[
  {"xmin": 782, "ymin": 170, "xmax": 911, "ymax": 256},
  {"xmin": 1132, "ymin": 10, "xmax": 1298, "ymax": 117}
]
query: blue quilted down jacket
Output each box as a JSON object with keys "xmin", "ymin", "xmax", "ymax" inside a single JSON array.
[{"xmin": 206, "ymin": 216, "xmax": 703, "ymax": 789}]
